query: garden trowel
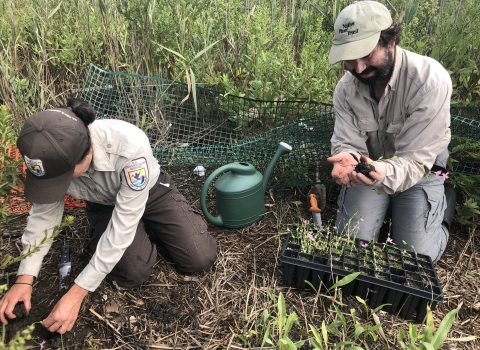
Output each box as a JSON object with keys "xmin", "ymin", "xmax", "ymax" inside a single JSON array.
[
  {"xmin": 58, "ymin": 245, "xmax": 71, "ymax": 291},
  {"xmin": 308, "ymin": 184, "xmax": 326, "ymax": 230}
]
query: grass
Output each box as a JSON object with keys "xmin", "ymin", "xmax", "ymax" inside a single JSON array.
[{"xmin": 1, "ymin": 0, "xmax": 480, "ymax": 129}]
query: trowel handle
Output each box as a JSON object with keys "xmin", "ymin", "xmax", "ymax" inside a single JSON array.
[
  {"xmin": 200, "ymin": 162, "xmax": 256, "ymax": 226},
  {"xmin": 309, "ymin": 194, "xmax": 322, "ymax": 213}
]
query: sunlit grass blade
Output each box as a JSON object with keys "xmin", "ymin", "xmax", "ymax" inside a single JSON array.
[{"xmin": 329, "ymin": 272, "xmax": 360, "ymax": 291}]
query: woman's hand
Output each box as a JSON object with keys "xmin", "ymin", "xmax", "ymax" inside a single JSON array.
[
  {"xmin": 42, "ymin": 284, "xmax": 88, "ymax": 334},
  {"xmin": 0, "ymin": 275, "xmax": 34, "ymax": 324}
]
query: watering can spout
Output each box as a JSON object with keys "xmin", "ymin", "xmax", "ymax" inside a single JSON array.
[{"xmin": 262, "ymin": 142, "xmax": 292, "ymax": 191}]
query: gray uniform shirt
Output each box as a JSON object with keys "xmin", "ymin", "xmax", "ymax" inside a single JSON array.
[
  {"xmin": 331, "ymin": 46, "xmax": 452, "ymax": 194},
  {"xmin": 18, "ymin": 119, "xmax": 161, "ymax": 291}
]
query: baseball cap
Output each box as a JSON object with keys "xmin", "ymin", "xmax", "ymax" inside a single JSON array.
[
  {"xmin": 328, "ymin": 1, "xmax": 392, "ymax": 64},
  {"xmin": 17, "ymin": 108, "xmax": 89, "ymax": 204}
]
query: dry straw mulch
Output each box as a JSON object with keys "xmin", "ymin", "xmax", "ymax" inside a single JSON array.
[{"xmin": 1, "ymin": 186, "xmax": 479, "ymax": 349}]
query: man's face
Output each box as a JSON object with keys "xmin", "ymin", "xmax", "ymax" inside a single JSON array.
[{"xmin": 344, "ymin": 43, "xmax": 395, "ymax": 86}]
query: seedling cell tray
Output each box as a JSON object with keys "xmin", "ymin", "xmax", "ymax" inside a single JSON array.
[{"xmin": 279, "ymin": 235, "xmax": 443, "ymax": 322}]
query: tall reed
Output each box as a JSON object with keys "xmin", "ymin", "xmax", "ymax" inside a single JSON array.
[{"xmin": 0, "ymin": 0, "xmax": 478, "ymax": 129}]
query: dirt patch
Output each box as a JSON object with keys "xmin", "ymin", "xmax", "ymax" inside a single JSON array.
[{"xmin": 1, "ymin": 184, "xmax": 479, "ymax": 349}]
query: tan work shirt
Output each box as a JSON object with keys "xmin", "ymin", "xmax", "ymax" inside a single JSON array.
[
  {"xmin": 331, "ymin": 46, "xmax": 452, "ymax": 194},
  {"xmin": 18, "ymin": 119, "xmax": 161, "ymax": 291}
]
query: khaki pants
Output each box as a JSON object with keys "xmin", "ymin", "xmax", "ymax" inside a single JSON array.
[{"xmin": 85, "ymin": 170, "xmax": 217, "ymax": 288}]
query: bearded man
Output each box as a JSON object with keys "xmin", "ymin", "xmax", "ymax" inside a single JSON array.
[{"xmin": 326, "ymin": 1, "xmax": 456, "ymax": 263}]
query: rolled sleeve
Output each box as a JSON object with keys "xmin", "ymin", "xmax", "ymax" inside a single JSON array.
[{"xmin": 372, "ymin": 83, "xmax": 452, "ymax": 194}]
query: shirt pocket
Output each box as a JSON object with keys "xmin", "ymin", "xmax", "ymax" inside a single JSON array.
[
  {"xmin": 386, "ymin": 122, "xmax": 403, "ymax": 135},
  {"xmin": 358, "ymin": 115, "xmax": 379, "ymax": 136},
  {"xmin": 386, "ymin": 122, "xmax": 404, "ymax": 145},
  {"xmin": 358, "ymin": 115, "xmax": 380, "ymax": 153},
  {"xmin": 67, "ymin": 183, "xmax": 88, "ymax": 200}
]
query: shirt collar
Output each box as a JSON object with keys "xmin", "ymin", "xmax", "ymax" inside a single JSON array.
[
  {"xmin": 387, "ymin": 46, "xmax": 404, "ymax": 92},
  {"xmin": 89, "ymin": 124, "xmax": 116, "ymax": 172}
]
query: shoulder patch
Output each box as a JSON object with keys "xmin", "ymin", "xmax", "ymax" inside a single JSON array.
[
  {"xmin": 24, "ymin": 155, "xmax": 46, "ymax": 176},
  {"xmin": 124, "ymin": 157, "xmax": 149, "ymax": 191}
]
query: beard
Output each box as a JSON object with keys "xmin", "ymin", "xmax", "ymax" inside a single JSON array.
[{"xmin": 350, "ymin": 47, "xmax": 394, "ymax": 86}]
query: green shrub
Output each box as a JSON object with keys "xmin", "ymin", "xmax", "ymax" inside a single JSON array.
[{"xmin": 0, "ymin": 106, "xmax": 24, "ymax": 223}]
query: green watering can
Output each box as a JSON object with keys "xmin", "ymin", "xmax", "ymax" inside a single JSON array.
[{"xmin": 200, "ymin": 142, "xmax": 292, "ymax": 228}]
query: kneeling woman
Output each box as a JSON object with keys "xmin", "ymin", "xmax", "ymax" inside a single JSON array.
[{"xmin": 0, "ymin": 98, "xmax": 217, "ymax": 333}]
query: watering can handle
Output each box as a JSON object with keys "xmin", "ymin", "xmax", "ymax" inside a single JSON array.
[{"xmin": 200, "ymin": 162, "xmax": 256, "ymax": 226}]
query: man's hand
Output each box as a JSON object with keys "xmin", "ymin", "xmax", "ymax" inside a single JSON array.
[
  {"xmin": 0, "ymin": 275, "xmax": 34, "ymax": 325},
  {"xmin": 42, "ymin": 284, "xmax": 88, "ymax": 334},
  {"xmin": 348, "ymin": 155, "xmax": 383, "ymax": 186},
  {"xmin": 327, "ymin": 152, "xmax": 359, "ymax": 187}
]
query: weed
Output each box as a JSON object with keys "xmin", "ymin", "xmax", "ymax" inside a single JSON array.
[
  {"xmin": 235, "ymin": 273, "xmax": 458, "ymax": 349},
  {"xmin": 0, "ymin": 323, "xmax": 36, "ymax": 350},
  {"xmin": 0, "ymin": 106, "xmax": 24, "ymax": 223},
  {"xmin": 397, "ymin": 305, "xmax": 459, "ymax": 350},
  {"xmin": 0, "ymin": 216, "xmax": 74, "ymax": 349}
]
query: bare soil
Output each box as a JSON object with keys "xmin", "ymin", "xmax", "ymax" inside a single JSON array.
[
  {"xmin": 355, "ymin": 162, "xmax": 376, "ymax": 180},
  {"xmin": 1, "ymin": 175, "xmax": 479, "ymax": 350}
]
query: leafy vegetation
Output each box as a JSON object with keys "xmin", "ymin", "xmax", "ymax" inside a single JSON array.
[
  {"xmin": 2, "ymin": 1, "xmax": 479, "ymax": 224},
  {"xmin": 1, "ymin": 323, "xmax": 36, "ymax": 350},
  {"xmin": 396, "ymin": 0, "xmax": 480, "ymax": 105},
  {"xmin": 0, "ymin": 216, "xmax": 73, "ymax": 350},
  {"xmin": 397, "ymin": 306, "xmax": 459, "ymax": 350},
  {"xmin": 447, "ymin": 136, "xmax": 480, "ymax": 226},
  {"xmin": 0, "ymin": 216, "xmax": 74, "ymax": 292},
  {"xmin": 235, "ymin": 275, "xmax": 459, "ymax": 349},
  {"xmin": 1, "ymin": 0, "xmax": 479, "ymax": 127},
  {"xmin": 0, "ymin": 106, "xmax": 24, "ymax": 223}
]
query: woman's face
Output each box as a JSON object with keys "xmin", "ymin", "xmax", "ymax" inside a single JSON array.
[{"xmin": 72, "ymin": 148, "xmax": 93, "ymax": 179}]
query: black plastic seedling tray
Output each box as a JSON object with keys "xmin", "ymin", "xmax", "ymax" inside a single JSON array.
[{"xmin": 279, "ymin": 234, "xmax": 443, "ymax": 322}]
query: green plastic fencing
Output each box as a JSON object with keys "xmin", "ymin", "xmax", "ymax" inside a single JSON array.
[
  {"xmin": 79, "ymin": 64, "xmax": 335, "ymax": 187},
  {"xmin": 450, "ymin": 106, "xmax": 480, "ymax": 121},
  {"xmin": 450, "ymin": 107, "xmax": 480, "ymax": 175},
  {"xmin": 78, "ymin": 64, "xmax": 480, "ymax": 187}
]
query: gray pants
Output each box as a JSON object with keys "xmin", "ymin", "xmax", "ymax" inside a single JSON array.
[
  {"xmin": 335, "ymin": 175, "xmax": 448, "ymax": 263},
  {"xmin": 85, "ymin": 170, "xmax": 218, "ymax": 288}
]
